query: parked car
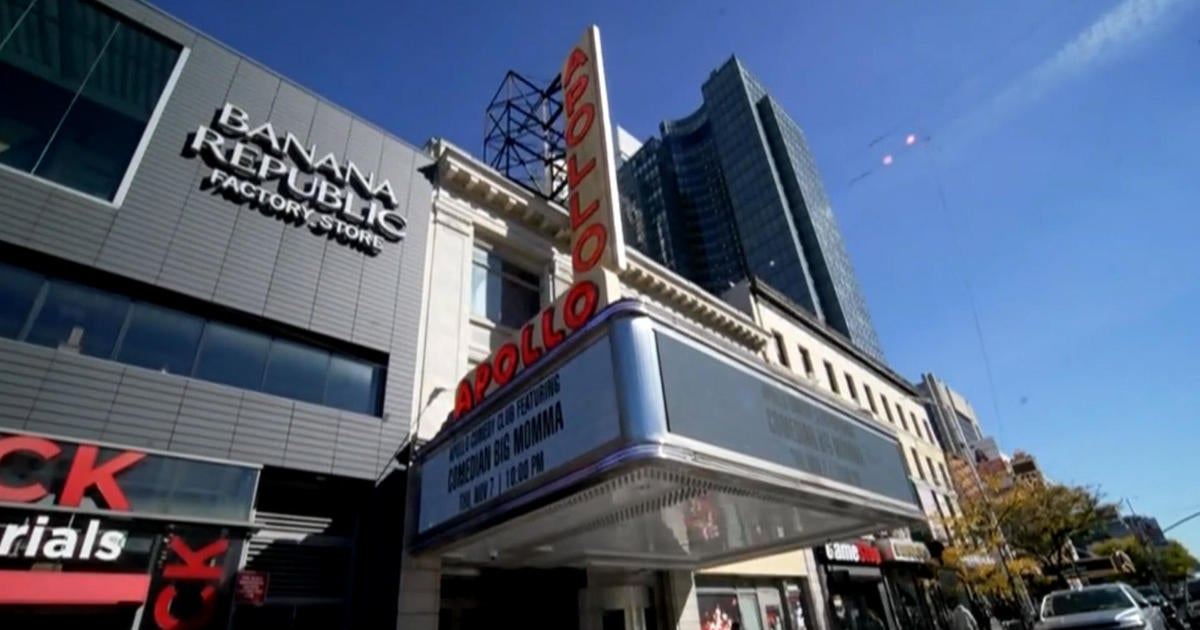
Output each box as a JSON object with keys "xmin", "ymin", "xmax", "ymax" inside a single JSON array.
[
  {"xmin": 1186, "ymin": 580, "xmax": 1200, "ymax": 622},
  {"xmin": 1036, "ymin": 583, "xmax": 1166, "ymax": 630},
  {"xmin": 1136, "ymin": 585, "xmax": 1190, "ymax": 630}
]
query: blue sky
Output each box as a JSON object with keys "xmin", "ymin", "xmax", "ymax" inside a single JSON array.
[{"xmin": 154, "ymin": 0, "xmax": 1200, "ymax": 551}]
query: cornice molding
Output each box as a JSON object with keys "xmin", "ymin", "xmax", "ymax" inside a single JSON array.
[{"xmin": 429, "ymin": 139, "xmax": 768, "ymax": 353}]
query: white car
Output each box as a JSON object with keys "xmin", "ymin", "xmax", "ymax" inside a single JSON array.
[{"xmin": 1036, "ymin": 583, "xmax": 1167, "ymax": 630}]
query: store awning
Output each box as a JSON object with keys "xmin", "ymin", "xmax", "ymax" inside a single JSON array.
[
  {"xmin": 413, "ymin": 301, "xmax": 924, "ymax": 569},
  {"xmin": 0, "ymin": 571, "xmax": 150, "ymax": 605}
]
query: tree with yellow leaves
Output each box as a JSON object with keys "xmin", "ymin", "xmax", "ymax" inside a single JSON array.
[{"xmin": 941, "ymin": 470, "xmax": 1116, "ymax": 593}]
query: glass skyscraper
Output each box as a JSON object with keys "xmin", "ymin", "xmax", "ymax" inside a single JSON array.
[{"xmin": 619, "ymin": 56, "xmax": 884, "ymax": 359}]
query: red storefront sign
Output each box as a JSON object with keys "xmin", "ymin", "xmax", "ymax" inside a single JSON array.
[
  {"xmin": 235, "ymin": 570, "xmax": 269, "ymax": 606},
  {"xmin": 1, "ymin": 433, "xmax": 250, "ymax": 630},
  {"xmin": 0, "ymin": 434, "xmax": 146, "ymax": 510},
  {"xmin": 822, "ymin": 540, "xmax": 882, "ymax": 565}
]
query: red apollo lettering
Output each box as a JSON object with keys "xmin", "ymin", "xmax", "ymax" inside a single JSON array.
[
  {"xmin": 472, "ymin": 362, "xmax": 493, "ymax": 405},
  {"xmin": 493, "ymin": 343, "xmax": 519, "ymax": 386},
  {"xmin": 563, "ymin": 48, "xmax": 589, "ymax": 99},
  {"xmin": 540, "ymin": 307, "xmax": 565, "ymax": 353},
  {"xmin": 563, "ymin": 280, "xmax": 599, "ymax": 330},
  {"xmin": 519, "ymin": 322, "xmax": 543, "ymax": 368},
  {"xmin": 162, "ymin": 537, "xmax": 228, "ymax": 580},
  {"xmin": 60, "ymin": 445, "xmax": 146, "ymax": 511},
  {"xmin": 572, "ymin": 223, "xmax": 608, "ymax": 273},
  {"xmin": 0, "ymin": 436, "xmax": 59, "ymax": 503},
  {"xmin": 454, "ymin": 379, "xmax": 474, "ymax": 421},
  {"xmin": 563, "ymin": 73, "xmax": 589, "ymax": 117},
  {"xmin": 568, "ymin": 160, "xmax": 600, "ymax": 229},
  {"xmin": 565, "ymin": 103, "xmax": 596, "ymax": 148}
]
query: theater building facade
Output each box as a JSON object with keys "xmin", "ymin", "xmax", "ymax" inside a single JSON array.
[
  {"xmin": 0, "ymin": 0, "xmax": 433, "ymax": 627},
  {"xmin": 0, "ymin": 1, "xmax": 928, "ymax": 628},
  {"xmin": 398, "ymin": 135, "xmax": 927, "ymax": 630}
]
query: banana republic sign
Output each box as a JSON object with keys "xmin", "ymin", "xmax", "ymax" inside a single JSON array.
[{"xmin": 184, "ymin": 104, "xmax": 407, "ymax": 255}]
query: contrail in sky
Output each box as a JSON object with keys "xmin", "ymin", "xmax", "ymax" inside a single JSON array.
[{"xmin": 939, "ymin": 0, "xmax": 1190, "ymax": 152}]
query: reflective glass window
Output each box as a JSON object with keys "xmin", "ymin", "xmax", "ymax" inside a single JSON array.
[
  {"xmin": 325, "ymin": 355, "xmax": 382, "ymax": 415},
  {"xmin": 193, "ymin": 322, "xmax": 270, "ymax": 390},
  {"xmin": 261, "ymin": 338, "xmax": 329, "ymax": 405},
  {"xmin": 0, "ymin": 0, "xmax": 180, "ymax": 200},
  {"xmin": 0, "ymin": 260, "xmax": 42, "ymax": 338},
  {"xmin": 25, "ymin": 279, "xmax": 129, "ymax": 358},
  {"xmin": 471, "ymin": 246, "xmax": 540, "ymax": 329},
  {"xmin": 115, "ymin": 302, "xmax": 203, "ymax": 375}
]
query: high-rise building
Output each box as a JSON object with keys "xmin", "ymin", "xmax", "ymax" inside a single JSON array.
[
  {"xmin": 919, "ymin": 373, "xmax": 987, "ymax": 459},
  {"xmin": 619, "ymin": 56, "xmax": 884, "ymax": 359}
]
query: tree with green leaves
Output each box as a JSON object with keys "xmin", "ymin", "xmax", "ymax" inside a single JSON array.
[{"xmin": 1093, "ymin": 536, "xmax": 1199, "ymax": 583}]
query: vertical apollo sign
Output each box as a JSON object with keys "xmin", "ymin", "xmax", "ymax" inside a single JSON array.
[{"xmin": 451, "ymin": 26, "xmax": 626, "ymax": 421}]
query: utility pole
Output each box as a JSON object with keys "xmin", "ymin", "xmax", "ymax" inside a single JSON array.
[
  {"xmin": 960, "ymin": 456, "xmax": 1038, "ymax": 628},
  {"xmin": 1124, "ymin": 498, "xmax": 1166, "ymax": 588}
]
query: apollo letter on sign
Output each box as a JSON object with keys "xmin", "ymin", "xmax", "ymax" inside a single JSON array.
[
  {"xmin": 449, "ymin": 25, "xmax": 627, "ymax": 422},
  {"xmin": 561, "ymin": 25, "xmax": 627, "ymax": 278}
]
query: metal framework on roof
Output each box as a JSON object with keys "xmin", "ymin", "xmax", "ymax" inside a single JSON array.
[{"xmin": 483, "ymin": 70, "xmax": 566, "ymax": 202}]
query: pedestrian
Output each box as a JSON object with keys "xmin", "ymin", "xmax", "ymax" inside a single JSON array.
[{"xmin": 949, "ymin": 592, "xmax": 979, "ymax": 630}]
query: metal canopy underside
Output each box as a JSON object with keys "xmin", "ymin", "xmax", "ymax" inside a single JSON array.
[{"xmin": 414, "ymin": 301, "xmax": 924, "ymax": 569}]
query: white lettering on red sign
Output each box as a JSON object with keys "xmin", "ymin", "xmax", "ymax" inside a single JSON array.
[{"xmin": 0, "ymin": 515, "xmax": 126, "ymax": 561}]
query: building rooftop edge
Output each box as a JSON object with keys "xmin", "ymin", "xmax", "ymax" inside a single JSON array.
[
  {"xmin": 746, "ymin": 277, "xmax": 919, "ymax": 396},
  {"xmin": 426, "ymin": 138, "xmax": 770, "ymax": 350}
]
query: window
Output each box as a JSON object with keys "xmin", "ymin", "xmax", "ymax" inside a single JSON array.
[
  {"xmin": 863, "ymin": 384, "xmax": 877, "ymax": 413},
  {"xmin": 844, "ymin": 372, "xmax": 858, "ymax": 401},
  {"xmin": 115, "ymin": 303, "xmax": 203, "ymax": 375},
  {"xmin": 910, "ymin": 448, "xmax": 925, "ymax": 480},
  {"xmin": 25, "ymin": 279, "xmax": 130, "ymax": 358},
  {"xmin": 796, "ymin": 344, "xmax": 813, "ymax": 375},
  {"xmin": 911, "ymin": 412, "xmax": 921, "ymax": 437},
  {"xmin": 261, "ymin": 339, "xmax": 330, "ymax": 405},
  {"xmin": 926, "ymin": 457, "xmax": 938, "ymax": 485},
  {"xmin": 823, "ymin": 360, "xmax": 839, "ymax": 393},
  {"xmin": 772, "ymin": 331, "xmax": 789, "ymax": 367},
  {"xmin": 0, "ymin": 0, "xmax": 182, "ymax": 201},
  {"xmin": 946, "ymin": 496, "xmax": 959, "ymax": 518},
  {"xmin": 925, "ymin": 420, "xmax": 937, "ymax": 445},
  {"xmin": 0, "ymin": 260, "xmax": 386, "ymax": 415},
  {"xmin": 194, "ymin": 324, "xmax": 271, "ymax": 390},
  {"xmin": 471, "ymin": 245, "xmax": 541, "ymax": 329},
  {"xmin": 897, "ymin": 404, "xmax": 909, "ymax": 430},
  {"xmin": 0, "ymin": 261, "xmax": 42, "ymax": 338},
  {"xmin": 939, "ymin": 462, "xmax": 951, "ymax": 487},
  {"xmin": 881, "ymin": 394, "xmax": 894, "ymax": 423},
  {"xmin": 324, "ymin": 355, "xmax": 383, "ymax": 416}
]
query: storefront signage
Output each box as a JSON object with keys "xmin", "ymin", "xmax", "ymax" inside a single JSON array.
[
  {"xmin": 0, "ymin": 432, "xmax": 259, "ymax": 522},
  {"xmin": 877, "ymin": 538, "xmax": 931, "ymax": 564},
  {"xmin": 0, "ymin": 434, "xmax": 145, "ymax": 510},
  {"xmin": 184, "ymin": 103, "xmax": 407, "ymax": 255},
  {"xmin": 654, "ymin": 334, "xmax": 920, "ymax": 506},
  {"xmin": 419, "ymin": 336, "xmax": 621, "ymax": 533},
  {"xmin": 448, "ymin": 25, "xmax": 626, "ymax": 423},
  {"xmin": 822, "ymin": 541, "xmax": 881, "ymax": 565},
  {"xmin": 0, "ymin": 514, "xmax": 126, "ymax": 561},
  {"xmin": 145, "ymin": 532, "xmax": 237, "ymax": 630},
  {"xmin": 235, "ymin": 570, "xmax": 269, "ymax": 605}
]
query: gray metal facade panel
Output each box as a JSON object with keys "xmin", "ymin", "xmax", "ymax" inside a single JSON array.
[
  {"xmin": 0, "ymin": 0, "xmax": 431, "ymax": 479},
  {"xmin": 0, "ymin": 170, "xmax": 51, "ymax": 245}
]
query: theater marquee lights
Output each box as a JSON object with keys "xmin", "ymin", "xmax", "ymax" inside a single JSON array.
[
  {"xmin": 451, "ymin": 25, "xmax": 626, "ymax": 422},
  {"xmin": 184, "ymin": 103, "xmax": 408, "ymax": 255}
]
